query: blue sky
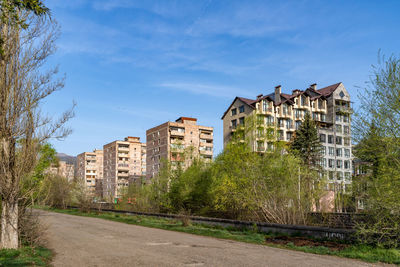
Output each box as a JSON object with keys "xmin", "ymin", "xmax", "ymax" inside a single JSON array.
[{"xmin": 43, "ymin": 0, "xmax": 400, "ymax": 156}]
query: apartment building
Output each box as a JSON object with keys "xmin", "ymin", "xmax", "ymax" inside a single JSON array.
[
  {"xmin": 222, "ymin": 82, "xmax": 353, "ymax": 189},
  {"xmin": 146, "ymin": 117, "xmax": 213, "ymax": 179},
  {"xmin": 103, "ymin": 137, "xmax": 146, "ymax": 200},
  {"xmin": 47, "ymin": 160, "xmax": 75, "ymax": 181},
  {"xmin": 76, "ymin": 150, "xmax": 104, "ymax": 195}
]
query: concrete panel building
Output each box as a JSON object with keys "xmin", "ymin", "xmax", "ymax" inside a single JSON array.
[
  {"xmin": 47, "ymin": 160, "xmax": 75, "ymax": 181},
  {"xmin": 76, "ymin": 149, "xmax": 104, "ymax": 195},
  {"xmin": 146, "ymin": 117, "xmax": 213, "ymax": 179},
  {"xmin": 103, "ymin": 137, "xmax": 146, "ymax": 200},
  {"xmin": 222, "ymin": 82, "xmax": 353, "ymax": 190}
]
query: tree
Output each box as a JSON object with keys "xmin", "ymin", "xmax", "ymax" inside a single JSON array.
[
  {"xmin": 0, "ymin": 8, "xmax": 73, "ymax": 248},
  {"xmin": 290, "ymin": 111, "xmax": 322, "ymax": 169},
  {"xmin": 353, "ymin": 53, "xmax": 400, "ymax": 247}
]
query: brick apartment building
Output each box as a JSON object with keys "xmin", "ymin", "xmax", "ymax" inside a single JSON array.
[
  {"xmin": 103, "ymin": 137, "xmax": 146, "ymax": 200},
  {"xmin": 76, "ymin": 149, "xmax": 104, "ymax": 195},
  {"xmin": 146, "ymin": 117, "xmax": 213, "ymax": 179},
  {"xmin": 222, "ymin": 82, "xmax": 353, "ymax": 190}
]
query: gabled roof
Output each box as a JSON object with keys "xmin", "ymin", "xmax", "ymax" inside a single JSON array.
[
  {"xmin": 221, "ymin": 82, "xmax": 342, "ymax": 120},
  {"xmin": 221, "ymin": 96, "xmax": 256, "ymax": 119},
  {"xmin": 317, "ymin": 82, "xmax": 342, "ymax": 97}
]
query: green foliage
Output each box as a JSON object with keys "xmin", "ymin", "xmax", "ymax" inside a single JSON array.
[
  {"xmin": 0, "ymin": 246, "xmax": 52, "ymax": 266},
  {"xmin": 353, "ymin": 53, "xmax": 400, "ymax": 248}
]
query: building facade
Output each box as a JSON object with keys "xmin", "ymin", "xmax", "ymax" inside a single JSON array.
[
  {"xmin": 76, "ymin": 150, "xmax": 104, "ymax": 195},
  {"xmin": 47, "ymin": 160, "xmax": 75, "ymax": 181},
  {"xmin": 222, "ymin": 82, "xmax": 353, "ymax": 189},
  {"xmin": 103, "ymin": 137, "xmax": 146, "ymax": 200},
  {"xmin": 146, "ymin": 117, "xmax": 213, "ymax": 179}
]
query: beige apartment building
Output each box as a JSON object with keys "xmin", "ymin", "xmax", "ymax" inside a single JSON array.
[
  {"xmin": 222, "ymin": 82, "xmax": 353, "ymax": 190},
  {"xmin": 146, "ymin": 117, "xmax": 213, "ymax": 179},
  {"xmin": 103, "ymin": 137, "xmax": 146, "ymax": 200},
  {"xmin": 47, "ymin": 160, "xmax": 75, "ymax": 181},
  {"xmin": 76, "ymin": 150, "xmax": 104, "ymax": 195}
]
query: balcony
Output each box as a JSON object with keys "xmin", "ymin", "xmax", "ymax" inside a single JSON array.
[
  {"xmin": 199, "ymin": 149, "xmax": 213, "ymax": 156},
  {"xmin": 118, "ymin": 146, "xmax": 130, "ymax": 152},
  {"xmin": 170, "ymin": 130, "xmax": 185, "ymax": 137},
  {"xmin": 118, "ymin": 153, "xmax": 129, "ymax": 158},
  {"xmin": 199, "ymin": 133, "xmax": 213, "ymax": 140},
  {"xmin": 335, "ymin": 106, "xmax": 353, "ymax": 114},
  {"xmin": 117, "ymin": 172, "xmax": 129, "ymax": 177},
  {"xmin": 118, "ymin": 163, "xmax": 129, "ymax": 169}
]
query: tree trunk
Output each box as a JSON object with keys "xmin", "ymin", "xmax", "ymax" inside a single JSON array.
[{"xmin": 0, "ymin": 199, "xmax": 18, "ymax": 249}]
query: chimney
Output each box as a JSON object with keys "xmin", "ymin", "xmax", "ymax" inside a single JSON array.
[
  {"xmin": 257, "ymin": 94, "xmax": 263, "ymax": 99},
  {"xmin": 292, "ymin": 89, "xmax": 301, "ymax": 95},
  {"xmin": 275, "ymin": 85, "xmax": 281, "ymax": 104},
  {"xmin": 310, "ymin": 83, "xmax": 317, "ymax": 91}
]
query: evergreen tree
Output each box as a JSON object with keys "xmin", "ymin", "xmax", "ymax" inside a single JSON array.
[{"xmin": 290, "ymin": 111, "xmax": 322, "ymax": 169}]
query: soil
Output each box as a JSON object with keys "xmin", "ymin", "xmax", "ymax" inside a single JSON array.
[{"xmin": 265, "ymin": 235, "xmax": 350, "ymax": 251}]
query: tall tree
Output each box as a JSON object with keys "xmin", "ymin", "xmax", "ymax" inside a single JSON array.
[
  {"xmin": 290, "ymin": 111, "xmax": 322, "ymax": 169},
  {"xmin": 0, "ymin": 5, "xmax": 73, "ymax": 248},
  {"xmin": 353, "ymin": 53, "xmax": 400, "ymax": 247}
]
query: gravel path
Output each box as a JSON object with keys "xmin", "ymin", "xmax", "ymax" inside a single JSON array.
[{"xmin": 38, "ymin": 210, "xmax": 384, "ymax": 267}]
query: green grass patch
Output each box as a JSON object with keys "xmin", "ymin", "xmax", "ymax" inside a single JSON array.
[
  {"xmin": 0, "ymin": 246, "xmax": 52, "ymax": 266},
  {"xmin": 36, "ymin": 206, "xmax": 400, "ymax": 265}
]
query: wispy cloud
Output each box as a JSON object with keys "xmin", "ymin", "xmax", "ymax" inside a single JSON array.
[{"xmin": 159, "ymin": 82, "xmax": 252, "ymax": 98}]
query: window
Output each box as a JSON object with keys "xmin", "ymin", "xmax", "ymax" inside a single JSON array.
[
  {"xmin": 337, "ymin": 171, "xmax": 343, "ymax": 180},
  {"xmin": 312, "ymin": 112, "xmax": 318, "ymax": 120},
  {"xmin": 343, "ymin": 114, "xmax": 349, "ymax": 123},
  {"xmin": 239, "ymin": 117, "xmax": 245, "ymax": 125},
  {"xmin": 336, "ymin": 160, "xmax": 343, "ymax": 169},
  {"xmin": 320, "ymin": 158, "xmax": 326, "ymax": 167},
  {"xmin": 336, "ymin": 114, "xmax": 341, "ymax": 122},
  {"xmin": 345, "ymin": 172, "xmax": 351, "ymax": 180},
  {"xmin": 336, "ymin": 148, "xmax": 342, "ymax": 157},
  {"xmin": 344, "ymin": 126, "xmax": 350, "ymax": 134},
  {"xmin": 328, "ymin": 159, "xmax": 334, "ymax": 168},
  {"xmin": 263, "ymin": 101, "xmax": 268, "ymax": 112},
  {"xmin": 295, "ymin": 121, "xmax": 301, "ymax": 130},
  {"xmin": 239, "ymin": 105, "xmax": 245, "ymax": 113},
  {"xmin": 286, "ymin": 119, "xmax": 292, "ymax": 129},
  {"xmin": 266, "ymin": 116, "xmax": 274, "ymax": 125},
  {"xmin": 344, "ymin": 137, "xmax": 350, "ymax": 146},
  {"xmin": 278, "ymin": 119, "xmax": 284, "ymax": 128},
  {"xmin": 301, "ymin": 95, "xmax": 306, "ymax": 106},
  {"xmin": 336, "ymin": 136, "xmax": 342, "ymax": 145},
  {"xmin": 286, "ymin": 132, "xmax": 293, "ymax": 141},
  {"xmin": 344, "ymin": 149, "xmax": 350, "ymax": 158},
  {"xmin": 336, "ymin": 124, "xmax": 342, "ymax": 133},
  {"xmin": 329, "ymin": 171, "xmax": 335, "ymax": 180},
  {"xmin": 282, "ymin": 105, "xmax": 288, "ymax": 115},
  {"xmin": 328, "ymin": 147, "xmax": 335, "ymax": 156},
  {"xmin": 231, "ymin": 119, "xmax": 237, "ymax": 129},
  {"xmin": 320, "ymin": 134, "xmax": 326, "ymax": 143},
  {"xmin": 320, "ymin": 114, "xmax": 326, "ymax": 122},
  {"xmin": 328, "ymin": 135, "xmax": 334, "ymax": 144},
  {"xmin": 231, "ymin": 108, "xmax": 237, "ymax": 116},
  {"xmin": 321, "ymin": 146, "xmax": 326, "ymax": 155},
  {"xmin": 344, "ymin": 160, "xmax": 350, "ymax": 169},
  {"xmin": 295, "ymin": 109, "xmax": 301, "ymax": 119}
]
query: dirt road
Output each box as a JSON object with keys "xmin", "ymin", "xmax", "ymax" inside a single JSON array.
[{"xmin": 39, "ymin": 210, "xmax": 380, "ymax": 267}]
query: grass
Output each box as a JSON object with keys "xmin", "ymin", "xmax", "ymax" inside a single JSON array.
[
  {"xmin": 37, "ymin": 206, "xmax": 400, "ymax": 265},
  {"xmin": 0, "ymin": 246, "xmax": 52, "ymax": 266}
]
